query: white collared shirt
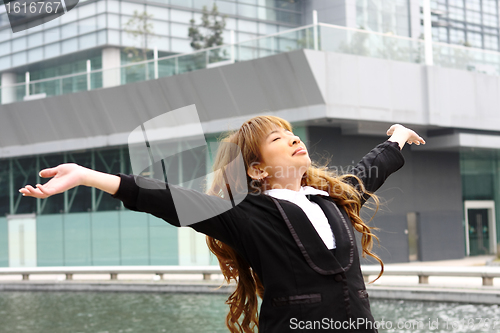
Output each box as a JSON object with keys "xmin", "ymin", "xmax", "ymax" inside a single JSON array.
[{"xmin": 264, "ymin": 186, "xmax": 336, "ymax": 249}]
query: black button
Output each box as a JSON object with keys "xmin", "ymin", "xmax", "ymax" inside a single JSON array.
[{"xmin": 334, "ymin": 274, "xmax": 343, "ymax": 282}]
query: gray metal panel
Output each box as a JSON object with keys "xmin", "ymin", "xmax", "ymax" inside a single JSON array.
[
  {"xmin": 427, "ymin": 66, "xmax": 500, "ymax": 131},
  {"xmin": 0, "ymin": 50, "xmax": 324, "ymax": 157}
]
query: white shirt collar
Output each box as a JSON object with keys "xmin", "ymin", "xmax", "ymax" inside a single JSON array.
[{"xmin": 264, "ymin": 186, "xmax": 329, "ymax": 200}]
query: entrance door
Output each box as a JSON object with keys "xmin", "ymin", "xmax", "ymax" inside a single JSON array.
[
  {"xmin": 464, "ymin": 201, "xmax": 497, "ymax": 256},
  {"xmin": 7, "ymin": 214, "xmax": 37, "ymax": 267}
]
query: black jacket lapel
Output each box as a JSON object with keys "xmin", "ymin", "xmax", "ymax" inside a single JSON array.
[
  {"xmin": 308, "ymin": 195, "xmax": 355, "ymax": 272},
  {"xmin": 271, "ymin": 197, "xmax": 353, "ymax": 275}
]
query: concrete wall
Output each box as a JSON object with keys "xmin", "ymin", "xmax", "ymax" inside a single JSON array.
[{"xmin": 307, "ymin": 126, "xmax": 465, "ymax": 263}]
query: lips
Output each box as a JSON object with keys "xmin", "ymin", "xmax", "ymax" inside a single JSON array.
[{"xmin": 292, "ymin": 147, "xmax": 307, "ymax": 156}]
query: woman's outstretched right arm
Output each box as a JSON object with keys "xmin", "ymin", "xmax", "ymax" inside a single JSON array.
[
  {"xmin": 18, "ymin": 163, "xmax": 120, "ymax": 198},
  {"xmin": 19, "ymin": 164, "xmax": 248, "ymax": 248}
]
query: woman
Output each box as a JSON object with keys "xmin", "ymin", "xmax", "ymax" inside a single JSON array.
[{"xmin": 20, "ymin": 116, "xmax": 425, "ymax": 333}]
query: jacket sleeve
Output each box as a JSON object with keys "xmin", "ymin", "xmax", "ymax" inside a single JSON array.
[
  {"xmin": 346, "ymin": 140, "xmax": 405, "ymax": 205},
  {"xmin": 112, "ymin": 174, "xmax": 249, "ymax": 247}
]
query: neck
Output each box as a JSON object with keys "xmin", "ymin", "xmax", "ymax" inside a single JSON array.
[{"xmin": 265, "ymin": 178, "xmax": 303, "ymax": 192}]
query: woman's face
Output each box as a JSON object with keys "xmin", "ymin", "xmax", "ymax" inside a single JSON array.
[{"xmin": 253, "ymin": 126, "xmax": 311, "ymax": 185}]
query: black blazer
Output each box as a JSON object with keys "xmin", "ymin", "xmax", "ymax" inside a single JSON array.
[{"xmin": 113, "ymin": 140, "xmax": 405, "ymax": 333}]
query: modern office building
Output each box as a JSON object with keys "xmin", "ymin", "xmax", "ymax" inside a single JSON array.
[{"xmin": 1, "ymin": 0, "xmax": 500, "ymax": 270}]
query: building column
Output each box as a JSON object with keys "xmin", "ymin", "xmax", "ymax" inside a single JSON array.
[
  {"xmin": 302, "ymin": 0, "xmax": 356, "ymax": 28},
  {"xmin": 1, "ymin": 72, "xmax": 17, "ymax": 105},
  {"xmin": 102, "ymin": 47, "xmax": 121, "ymax": 88}
]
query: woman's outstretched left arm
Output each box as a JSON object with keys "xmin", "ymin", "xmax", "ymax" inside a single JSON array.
[
  {"xmin": 386, "ymin": 124, "xmax": 426, "ymax": 150},
  {"xmin": 348, "ymin": 124, "xmax": 425, "ymax": 204}
]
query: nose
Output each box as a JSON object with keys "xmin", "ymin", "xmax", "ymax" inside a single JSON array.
[{"xmin": 289, "ymin": 135, "xmax": 301, "ymax": 146}]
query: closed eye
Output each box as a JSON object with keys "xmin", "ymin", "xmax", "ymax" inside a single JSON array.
[{"xmin": 272, "ymin": 137, "xmax": 280, "ymax": 142}]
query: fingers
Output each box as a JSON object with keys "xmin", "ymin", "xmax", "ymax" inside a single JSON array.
[
  {"xmin": 19, "ymin": 185, "xmax": 48, "ymax": 199},
  {"xmin": 39, "ymin": 167, "xmax": 58, "ymax": 178}
]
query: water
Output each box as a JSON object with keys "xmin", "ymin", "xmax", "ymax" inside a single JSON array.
[{"xmin": 0, "ymin": 292, "xmax": 499, "ymax": 333}]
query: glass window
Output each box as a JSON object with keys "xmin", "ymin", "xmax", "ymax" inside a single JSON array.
[
  {"xmin": 484, "ymin": 34, "xmax": 499, "ymax": 50},
  {"xmin": 238, "ymin": 19, "xmax": 257, "ymax": 33},
  {"xmin": 12, "ymin": 51, "xmax": 26, "ymax": 67},
  {"xmin": 0, "ymin": 30, "xmax": 12, "ymax": 42},
  {"xmin": 62, "ymin": 37, "xmax": 78, "ymax": 53},
  {"xmin": 171, "ymin": 0, "xmax": 192, "ymax": 7},
  {"xmin": 0, "ymin": 160, "xmax": 9, "ymax": 216},
  {"xmin": 192, "ymin": 11, "xmax": 202, "ymax": 23},
  {"xmin": 0, "ymin": 55, "xmax": 11, "ymax": 71},
  {"xmin": 121, "ymin": 30, "xmax": 141, "ymax": 47},
  {"xmin": 79, "ymin": 33, "xmax": 97, "ymax": 49},
  {"xmin": 170, "ymin": 22, "xmax": 190, "ymax": 38},
  {"xmin": 465, "ymin": 0, "xmax": 481, "ymax": 11},
  {"xmin": 107, "ymin": 0, "xmax": 120, "ymax": 13},
  {"xmin": 448, "ymin": 6, "xmax": 464, "ymax": 20},
  {"xmin": 44, "ymin": 43, "xmax": 61, "ymax": 58},
  {"xmin": 193, "ymin": 0, "xmax": 214, "ymax": 10},
  {"xmin": 259, "ymin": 22, "xmax": 277, "ymax": 34},
  {"xmin": 79, "ymin": 17, "xmax": 97, "ymax": 35},
  {"xmin": 483, "ymin": 0, "xmax": 498, "ymax": 14},
  {"xmin": 483, "ymin": 14, "xmax": 498, "ymax": 27},
  {"xmin": 0, "ymin": 13, "xmax": 9, "ymax": 28},
  {"xmin": 28, "ymin": 47, "xmax": 43, "ymax": 62},
  {"xmin": 42, "ymin": 16, "xmax": 61, "ymax": 29},
  {"xmin": 238, "ymin": 3, "xmax": 257, "ymax": 18},
  {"xmin": 97, "ymin": 30, "xmax": 107, "ymax": 45},
  {"xmin": 149, "ymin": 35, "xmax": 170, "ymax": 51},
  {"xmin": 467, "ymin": 24, "xmax": 482, "ymax": 32},
  {"xmin": 240, "ymin": 0, "xmax": 258, "ymax": 4},
  {"xmin": 449, "ymin": 28, "xmax": 465, "ymax": 43},
  {"xmin": 448, "ymin": 0, "xmax": 464, "ymax": 7},
  {"xmin": 107, "ymin": 30, "xmax": 120, "ymax": 45},
  {"xmin": 146, "ymin": 5, "xmax": 169, "ymax": 20},
  {"xmin": 257, "ymin": 6, "xmax": 266, "ymax": 20},
  {"xmin": 466, "ymin": 31, "xmax": 482, "ymax": 48},
  {"xmin": 12, "ymin": 37, "xmax": 26, "ymax": 52},
  {"xmin": 121, "ymin": 2, "xmax": 145, "ymax": 16},
  {"xmin": 237, "ymin": 32, "xmax": 257, "ymax": 42},
  {"xmin": 484, "ymin": 26, "xmax": 498, "ymax": 34},
  {"xmin": 466, "ymin": 11, "xmax": 481, "ymax": 24},
  {"xmin": 44, "ymin": 27, "xmax": 60, "ymax": 44},
  {"xmin": 217, "ymin": 1, "xmax": 236, "ymax": 15},
  {"xmin": 171, "ymin": 9, "xmax": 192, "ymax": 23},
  {"xmin": 78, "ymin": 2, "xmax": 96, "ymax": 18},
  {"xmin": 60, "ymin": 5, "xmax": 78, "ymax": 24},
  {"xmin": 152, "ymin": 19, "xmax": 169, "ymax": 36},
  {"xmin": 107, "ymin": 14, "xmax": 120, "ymax": 29},
  {"xmin": 61, "ymin": 22, "xmax": 78, "ymax": 39},
  {"xmin": 171, "ymin": 37, "xmax": 191, "ymax": 53},
  {"xmin": 97, "ymin": 0, "xmax": 106, "ymax": 13},
  {"xmin": 96, "ymin": 13, "xmax": 106, "ymax": 30},
  {"xmin": 225, "ymin": 17, "xmax": 236, "ymax": 30},
  {"xmin": 0, "ymin": 41, "xmax": 11, "ymax": 56}
]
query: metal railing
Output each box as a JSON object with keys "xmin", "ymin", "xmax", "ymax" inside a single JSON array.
[
  {"xmin": 0, "ymin": 266, "xmax": 221, "ymax": 281},
  {"xmin": 2, "ymin": 22, "xmax": 500, "ymax": 105},
  {"xmin": 1, "ymin": 265, "xmax": 499, "ymax": 286},
  {"xmin": 361, "ymin": 265, "xmax": 500, "ymax": 286}
]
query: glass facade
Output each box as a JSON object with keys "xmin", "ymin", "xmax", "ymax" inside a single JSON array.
[
  {"xmin": 428, "ymin": 0, "xmax": 500, "ymax": 51},
  {"xmin": 460, "ymin": 149, "xmax": 500, "ymax": 254},
  {"xmin": 0, "ymin": 0, "xmax": 302, "ymax": 79},
  {"xmin": 356, "ymin": 0, "xmax": 412, "ymax": 37}
]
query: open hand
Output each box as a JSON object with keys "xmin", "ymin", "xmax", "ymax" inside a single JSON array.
[
  {"xmin": 19, "ymin": 163, "xmax": 88, "ymax": 199},
  {"xmin": 386, "ymin": 124, "xmax": 426, "ymax": 146}
]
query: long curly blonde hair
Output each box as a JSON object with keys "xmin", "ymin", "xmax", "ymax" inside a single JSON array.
[{"xmin": 205, "ymin": 115, "xmax": 383, "ymax": 333}]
